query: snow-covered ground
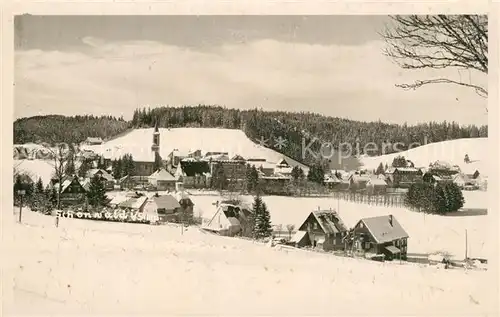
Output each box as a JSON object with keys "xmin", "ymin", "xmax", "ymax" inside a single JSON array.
[
  {"xmin": 14, "ymin": 159, "xmax": 54, "ymax": 185},
  {"xmin": 4, "ymin": 210, "xmax": 497, "ymax": 316},
  {"xmin": 360, "ymin": 137, "xmax": 488, "ymax": 175},
  {"xmin": 186, "ymin": 192, "xmax": 490, "ymax": 260}
]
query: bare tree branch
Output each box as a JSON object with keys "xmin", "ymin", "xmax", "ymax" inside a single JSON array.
[{"xmin": 382, "ymin": 15, "xmax": 488, "ymax": 112}]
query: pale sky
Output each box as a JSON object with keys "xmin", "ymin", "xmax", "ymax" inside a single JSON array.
[{"xmin": 14, "ymin": 15, "xmax": 487, "ymax": 125}]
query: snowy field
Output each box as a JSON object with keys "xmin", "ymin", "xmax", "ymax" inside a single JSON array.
[
  {"xmin": 187, "ymin": 192, "xmax": 490, "ymax": 260},
  {"xmin": 360, "ymin": 137, "xmax": 488, "ymax": 174},
  {"xmin": 4, "ymin": 210, "xmax": 497, "ymax": 316}
]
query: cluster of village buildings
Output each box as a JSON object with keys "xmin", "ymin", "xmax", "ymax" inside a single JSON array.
[{"xmin": 76, "ymin": 127, "xmax": 486, "ymax": 196}]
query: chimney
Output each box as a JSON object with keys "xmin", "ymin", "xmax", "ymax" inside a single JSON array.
[{"xmin": 389, "ymin": 215, "xmax": 393, "ymax": 226}]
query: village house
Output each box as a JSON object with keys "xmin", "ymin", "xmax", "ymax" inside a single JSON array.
[
  {"xmin": 144, "ymin": 194, "xmax": 182, "ymax": 223},
  {"xmin": 87, "ymin": 169, "xmax": 115, "ymax": 190},
  {"xmin": 202, "ymin": 200, "xmax": 253, "ymax": 237},
  {"xmin": 258, "ymin": 173, "xmax": 293, "ymax": 195},
  {"xmin": 350, "ymin": 215, "xmax": 409, "ymax": 261},
  {"xmin": 54, "ymin": 175, "xmax": 88, "ymax": 206},
  {"xmin": 348, "ymin": 173, "xmax": 370, "ymax": 192},
  {"xmin": 452, "ymin": 173, "xmax": 477, "ymax": 190},
  {"xmin": 291, "ymin": 209, "xmax": 348, "ymax": 252},
  {"xmin": 274, "ymin": 158, "xmax": 294, "ymax": 176},
  {"xmin": 148, "ymin": 168, "xmax": 177, "ymax": 191},
  {"xmin": 84, "ymin": 137, "xmax": 103, "ymax": 146},
  {"xmin": 422, "ymin": 172, "xmax": 454, "ymax": 185},
  {"xmin": 428, "ymin": 160, "xmax": 460, "ymax": 176},
  {"xmin": 167, "ymin": 149, "xmax": 190, "ymax": 168},
  {"xmin": 460, "ymin": 165, "xmax": 481, "ymax": 180},
  {"xmin": 324, "ymin": 174, "xmax": 341, "ymax": 189},
  {"xmin": 116, "ymin": 195, "xmax": 149, "ymax": 213},
  {"xmin": 384, "ymin": 167, "xmax": 423, "ymax": 188},
  {"xmin": 174, "ymin": 159, "xmax": 211, "ymax": 188},
  {"xmin": 366, "ymin": 177, "xmax": 388, "ymax": 195},
  {"xmin": 188, "ymin": 149, "xmax": 202, "ymax": 159},
  {"xmin": 207, "ymin": 155, "xmax": 247, "ymax": 187},
  {"xmin": 246, "ymin": 158, "xmax": 276, "ymax": 176}
]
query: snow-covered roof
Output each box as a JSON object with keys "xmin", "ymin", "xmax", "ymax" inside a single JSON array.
[
  {"xmin": 358, "ymin": 215, "xmax": 409, "ymax": 244},
  {"xmin": 152, "ymin": 195, "xmax": 181, "ymax": 210},
  {"xmin": 149, "ymin": 168, "xmax": 176, "ymax": 181},
  {"xmin": 367, "ymin": 178, "xmax": 387, "ymax": 186},
  {"xmin": 88, "ymin": 169, "xmax": 114, "ymax": 181},
  {"xmin": 118, "ymin": 196, "xmax": 148, "ymax": 209}
]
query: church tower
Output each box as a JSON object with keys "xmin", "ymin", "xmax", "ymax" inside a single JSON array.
[{"xmin": 152, "ymin": 121, "xmax": 160, "ymax": 152}]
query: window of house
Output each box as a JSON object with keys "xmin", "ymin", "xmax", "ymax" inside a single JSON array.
[
  {"xmin": 313, "ymin": 222, "xmax": 318, "ymax": 230},
  {"xmin": 365, "ymin": 242, "xmax": 371, "ymax": 249}
]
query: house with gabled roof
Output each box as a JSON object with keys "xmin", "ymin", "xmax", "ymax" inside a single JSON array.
[
  {"xmin": 366, "ymin": 177, "xmax": 387, "ymax": 195},
  {"xmin": 351, "ymin": 215, "xmax": 409, "ymax": 260},
  {"xmin": 385, "ymin": 167, "xmax": 423, "ymax": 188},
  {"xmin": 148, "ymin": 168, "xmax": 177, "ymax": 191},
  {"xmin": 291, "ymin": 208, "xmax": 348, "ymax": 251},
  {"xmin": 348, "ymin": 173, "xmax": 370, "ymax": 192},
  {"xmin": 84, "ymin": 137, "xmax": 103, "ymax": 145},
  {"xmin": 54, "ymin": 175, "xmax": 88, "ymax": 206},
  {"xmin": 144, "ymin": 194, "xmax": 182, "ymax": 223},
  {"xmin": 87, "ymin": 168, "xmax": 115, "ymax": 190}
]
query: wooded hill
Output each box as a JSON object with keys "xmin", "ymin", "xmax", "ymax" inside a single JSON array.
[{"xmin": 14, "ymin": 106, "xmax": 488, "ymax": 168}]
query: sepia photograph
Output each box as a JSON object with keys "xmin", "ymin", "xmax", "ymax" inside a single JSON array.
[{"xmin": 8, "ymin": 13, "xmax": 494, "ymax": 315}]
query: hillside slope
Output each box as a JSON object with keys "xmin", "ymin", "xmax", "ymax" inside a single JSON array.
[
  {"xmin": 6, "ymin": 210, "xmax": 495, "ymax": 316},
  {"xmin": 86, "ymin": 127, "xmax": 309, "ymax": 170},
  {"xmin": 360, "ymin": 138, "xmax": 488, "ymax": 175}
]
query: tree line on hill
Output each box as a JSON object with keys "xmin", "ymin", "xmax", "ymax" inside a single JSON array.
[
  {"xmin": 14, "ymin": 115, "xmax": 130, "ymax": 145},
  {"xmin": 14, "ymin": 106, "xmax": 488, "ymax": 168},
  {"xmin": 132, "ymin": 106, "xmax": 488, "ymax": 167}
]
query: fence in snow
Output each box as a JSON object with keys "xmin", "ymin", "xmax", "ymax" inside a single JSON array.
[{"xmin": 329, "ymin": 191, "xmax": 407, "ymax": 208}]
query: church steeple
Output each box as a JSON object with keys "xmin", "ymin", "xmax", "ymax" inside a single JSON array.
[{"xmin": 152, "ymin": 121, "xmax": 160, "ymax": 152}]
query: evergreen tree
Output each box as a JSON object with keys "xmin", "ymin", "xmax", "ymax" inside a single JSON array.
[
  {"xmin": 291, "ymin": 166, "xmax": 305, "ymax": 181},
  {"xmin": 245, "ymin": 164, "xmax": 259, "ymax": 193},
  {"xmin": 254, "ymin": 200, "xmax": 273, "ymax": 239},
  {"xmin": 375, "ymin": 162, "xmax": 385, "ymax": 175},
  {"xmin": 251, "ymin": 194, "xmax": 263, "ymax": 239},
  {"xmin": 35, "ymin": 177, "xmax": 44, "ymax": 193},
  {"xmin": 121, "ymin": 154, "xmax": 136, "ymax": 176},
  {"xmin": 392, "ymin": 155, "xmax": 407, "ymax": 168},
  {"xmin": 97, "ymin": 155, "xmax": 107, "ymax": 170},
  {"xmin": 112, "ymin": 158, "xmax": 123, "ymax": 179},
  {"xmin": 64, "ymin": 145, "xmax": 76, "ymax": 176},
  {"xmin": 48, "ymin": 186, "xmax": 58, "ymax": 209},
  {"xmin": 78, "ymin": 159, "xmax": 92, "ymax": 178},
  {"xmin": 307, "ymin": 164, "xmax": 325, "ymax": 184},
  {"xmin": 87, "ymin": 176, "xmax": 108, "ymax": 208},
  {"xmin": 430, "ymin": 184, "xmax": 447, "ymax": 214}
]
